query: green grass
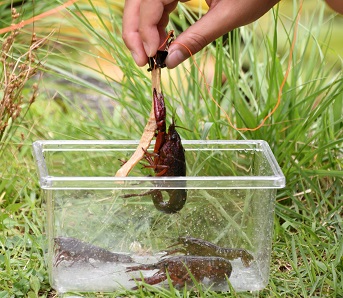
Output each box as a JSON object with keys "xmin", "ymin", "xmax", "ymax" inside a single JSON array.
[{"xmin": 0, "ymin": 0, "xmax": 342, "ymax": 297}]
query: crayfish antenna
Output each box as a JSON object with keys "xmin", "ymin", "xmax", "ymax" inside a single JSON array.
[{"xmin": 169, "ymin": 109, "xmax": 192, "ymax": 132}]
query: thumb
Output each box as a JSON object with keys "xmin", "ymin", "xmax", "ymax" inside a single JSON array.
[
  {"xmin": 166, "ymin": 0, "xmax": 279, "ymax": 68},
  {"xmin": 166, "ymin": 5, "xmax": 232, "ymax": 68}
]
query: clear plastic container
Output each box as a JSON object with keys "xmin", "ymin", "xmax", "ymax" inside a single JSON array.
[{"xmin": 32, "ymin": 140, "xmax": 285, "ymax": 294}]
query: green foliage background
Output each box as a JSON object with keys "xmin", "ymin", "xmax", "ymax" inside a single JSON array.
[{"xmin": 0, "ymin": 0, "xmax": 342, "ymax": 297}]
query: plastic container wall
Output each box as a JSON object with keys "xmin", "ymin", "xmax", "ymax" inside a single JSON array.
[{"xmin": 33, "ymin": 140, "xmax": 285, "ymax": 293}]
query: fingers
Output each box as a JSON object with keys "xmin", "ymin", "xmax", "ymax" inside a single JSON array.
[
  {"xmin": 123, "ymin": 0, "xmax": 279, "ymax": 69},
  {"xmin": 166, "ymin": 3, "xmax": 230, "ymax": 68},
  {"xmin": 139, "ymin": 0, "xmax": 178, "ymax": 56},
  {"xmin": 138, "ymin": 0, "xmax": 165, "ymax": 57},
  {"xmin": 122, "ymin": 0, "xmax": 148, "ymax": 66},
  {"xmin": 123, "ymin": 0, "xmax": 178, "ymax": 65}
]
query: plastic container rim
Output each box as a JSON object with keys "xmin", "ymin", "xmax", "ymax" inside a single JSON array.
[{"xmin": 32, "ymin": 140, "xmax": 286, "ymax": 189}]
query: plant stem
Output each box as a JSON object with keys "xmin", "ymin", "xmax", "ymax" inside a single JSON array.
[{"xmin": 115, "ymin": 68, "xmax": 161, "ymax": 177}]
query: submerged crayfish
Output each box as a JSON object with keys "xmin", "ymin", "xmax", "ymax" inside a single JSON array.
[
  {"xmin": 164, "ymin": 236, "xmax": 254, "ymax": 267},
  {"xmin": 53, "ymin": 236, "xmax": 133, "ymax": 267},
  {"xmin": 126, "ymin": 255, "xmax": 232, "ymax": 289}
]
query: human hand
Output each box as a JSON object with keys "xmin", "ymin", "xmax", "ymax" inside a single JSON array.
[
  {"xmin": 325, "ymin": 0, "xmax": 343, "ymax": 14},
  {"xmin": 122, "ymin": 0, "xmax": 280, "ymax": 69}
]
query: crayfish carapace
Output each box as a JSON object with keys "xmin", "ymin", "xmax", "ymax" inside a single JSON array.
[
  {"xmin": 53, "ymin": 237, "xmax": 133, "ymax": 267},
  {"xmin": 126, "ymin": 256, "xmax": 232, "ymax": 289},
  {"xmin": 126, "ymin": 236, "xmax": 253, "ymax": 289},
  {"xmin": 122, "ymin": 89, "xmax": 187, "ymax": 214},
  {"xmin": 164, "ymin": 236, "xmax": 254, "ymax": 267}
]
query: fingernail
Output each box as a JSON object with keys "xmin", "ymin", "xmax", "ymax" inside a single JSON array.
[
  {"xmin": 131, "ymin": 51, "xmax": 140, "ymax": 65},
  {"xmin": 166, "ymin": 49, "xmax": 187, "ymax": 69},
  {"xmin": 143, "ymin": 42, "xmax": 151, "ymax": 57}
]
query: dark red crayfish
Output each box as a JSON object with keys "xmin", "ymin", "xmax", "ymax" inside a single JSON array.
[
  {"xmin": 122, "ymin": 89, "xmax": 187, "ymax": 214},
  {"xmin": 53, "ymin": 236, "xmax": 133, "ymax": 267},
  {"xmin": 164, "ymin": 236, "xmax": 254, "ymax": 267},
  {"xmin": 126, "ymin": 255, "xmax": 232, "ymax": 289}
]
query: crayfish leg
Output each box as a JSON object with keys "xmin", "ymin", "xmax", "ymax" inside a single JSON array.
[
  {"xmin": 54, "ymin": 251, "xmax": 67, "ymax": 267},
  {"xmin": 155, "ymin": 166, "xmax": 168, "ymax": 176},
  {"xmin": 141, "ymin": 147, "xmax": 170, "ymax": 176},
  {"xmin": 162, "ymin": 247, "xmax": 184, "ymax": 257},
  {"xmin": 162, "ymin": 240, "xmax": 184, "ymax": 256},
  {"xmin": 53, "ymin": 256, "xmax": 63, "ymax": 267},
  {"xmin": 153, "ymin": 132, "xmax": 165, "ymax": 154},
  {"xmin": 130, "ymin": 273, "xmax": 167, "ymax": 290},
  {"xmin": 172, "ymin": 275, "xmax": 189, "ymax": 288},
  {"xmin": 142, "ymin": 148, "xmax": 159, "ymax": 167},
  {"xmin": 142, "ymin": 163, "xmax": 169, "ymax": 176},
  {"xmin": 118, "ymin": 158, "xmax": 127, "ymax": 166},
  {"xmin": 240, "ymin": 251, "xmax": 254, "ymax": 267}
]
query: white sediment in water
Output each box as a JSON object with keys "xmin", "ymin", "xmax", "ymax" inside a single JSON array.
[
  {"xmin": 53, "ymin": 254, "xmax": 160, "ymax": 293},
  {"xmin": 52, "ymin": 253, "xmax": 265, "ymax": 293}
]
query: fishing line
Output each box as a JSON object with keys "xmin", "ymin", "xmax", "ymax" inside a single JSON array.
[{"xmin": 162, "ymin": 1, "xmax": 304, "ymax": 132}]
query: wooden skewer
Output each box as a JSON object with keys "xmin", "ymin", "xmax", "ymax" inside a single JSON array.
[{"xmin": 115, "ymin": 68, "xmax": 161, "ymax": 177}]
